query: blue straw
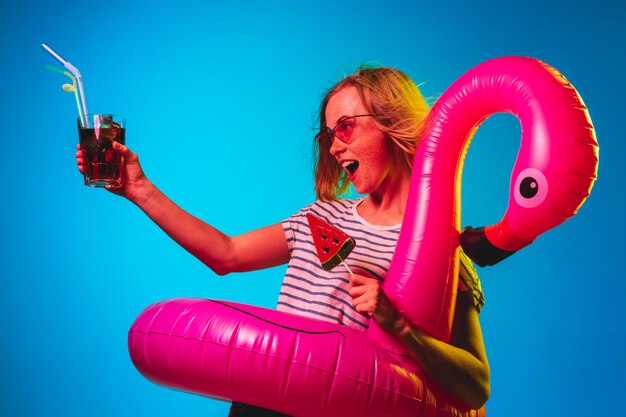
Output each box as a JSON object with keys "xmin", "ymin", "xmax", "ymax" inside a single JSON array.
[
  {"xmin": 42, "ymin": 43, "xmax": 90, "ymax": 127},
  {"xmin": 45, "ymin": 65, "xmax": 84, "ymax": 122}
]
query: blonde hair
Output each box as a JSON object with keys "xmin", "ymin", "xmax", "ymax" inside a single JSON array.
[{"xmin": 314, "ymin": 66, "xmax": 430, "ymax": 201}]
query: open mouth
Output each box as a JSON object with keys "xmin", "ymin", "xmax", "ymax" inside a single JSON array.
[{"xmin": 342, "ymin": 160, "xmax": 359, "ymax": 176}]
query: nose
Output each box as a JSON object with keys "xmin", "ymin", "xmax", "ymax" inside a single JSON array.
[{"xmin": 328, "ymin": 136, "xmax": 346, "ymax": 158}]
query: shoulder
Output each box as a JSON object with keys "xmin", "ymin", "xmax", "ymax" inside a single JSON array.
[
  {"xmin": 311, "ymin": 198, "xmax": 359, "ymax": 214},
  {"xmin": 291, "ymin": 198, "xmax": 360, "ymax": 221}
]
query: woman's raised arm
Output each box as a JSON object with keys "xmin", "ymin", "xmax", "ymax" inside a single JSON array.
[{"xmin": 76, "ymin": 142, "xmax": 291, "ymax": 275}]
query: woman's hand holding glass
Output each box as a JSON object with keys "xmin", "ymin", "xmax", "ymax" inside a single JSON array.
[{"xmin": 76, "ymin": 141, "xmax": 151, "ymax": 203}]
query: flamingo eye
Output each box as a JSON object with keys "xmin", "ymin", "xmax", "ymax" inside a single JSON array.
[
  {"xmin": 514, "ymin": 168, "xmax": 548, "ymax": 208},
  {"xmin": 519, "ymin": 177, "xmax": 539, "ymax": 198}
]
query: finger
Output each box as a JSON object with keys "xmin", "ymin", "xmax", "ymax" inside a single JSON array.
[
  {"xmin": 352, "ymin": 293, "xmax": 367, "ymax": 307},
  {"xmin": 113, "ymin": 141, "xmax": 125, "ymax": 153},
  {"xmin": 112, "ymin": 141, "xmax": 134, "ymax": 158},
  {"xmin": 352, "ymin": 273, "xmax": 382, "ymax": 285},
  {"xmin": 349, "ymin": 285, "xmax": 367, "ymax": 298},
  {"xmin": 353, "ymin": 296, "xmax": 375, "ymax": 315},
  {"xmin": 349, "ymin": 274, "xmax": 367, "ymax": 287},
  {"xmin": 355, "ymin": 304, "xmax": 372, "ymax": 315},
  {"xmin": 75, "ymin": 145, "xmax": 85, "ymax": 175}
]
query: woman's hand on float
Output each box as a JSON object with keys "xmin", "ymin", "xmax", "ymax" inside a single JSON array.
[
  {"xmin": 348, "ymin": 273, "xmax": 380, "ymax": 316},
  {"xmin": 349, "ymin": 274, "xmax": 407, "ymax": 333},
  {"xmin": 351, "ymin": 272, "xmax": 490, "ymax": 408}
]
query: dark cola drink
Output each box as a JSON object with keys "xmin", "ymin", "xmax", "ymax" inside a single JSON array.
[{"xmin": 78, "ymin": 114, "xmax": 126, "ymax": 188}]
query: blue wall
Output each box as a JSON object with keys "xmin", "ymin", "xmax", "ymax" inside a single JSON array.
[{"xmin": 1, "ymin": 1, "xmax": 624, "ymax": 415}]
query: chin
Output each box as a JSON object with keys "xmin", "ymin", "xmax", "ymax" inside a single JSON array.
[{"xmin": 353, "ymin": 184, "xmax": 374, "ymax": 196}]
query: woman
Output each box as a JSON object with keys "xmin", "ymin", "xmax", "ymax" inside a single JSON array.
[{"xmin": 76, "ymin": 66, "xmax": 490, "ymax": 416}]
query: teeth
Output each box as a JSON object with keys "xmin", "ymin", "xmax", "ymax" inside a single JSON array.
[{"xmin": 341, "ymin": 160, "xmax": 359, "ymax": 175}]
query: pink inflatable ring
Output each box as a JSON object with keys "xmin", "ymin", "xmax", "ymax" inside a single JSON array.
[{"xmin": 128, "ymin": 57, "xmax": 598, "ymax": 417}]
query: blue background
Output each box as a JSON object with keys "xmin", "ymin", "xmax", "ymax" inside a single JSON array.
[{"xmin": 1, "ymin": 0, "xmax": 624, "ymax": 415}]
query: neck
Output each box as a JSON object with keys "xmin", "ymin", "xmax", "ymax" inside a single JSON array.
[{"xmin": 359, "ymin": 164, "xmax": 412, "ymax": 226}]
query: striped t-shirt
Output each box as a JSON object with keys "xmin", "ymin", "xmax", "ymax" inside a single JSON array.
[{"xmin": 277, "ymin": 198, "xmax": 484, "ymax": 332}]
